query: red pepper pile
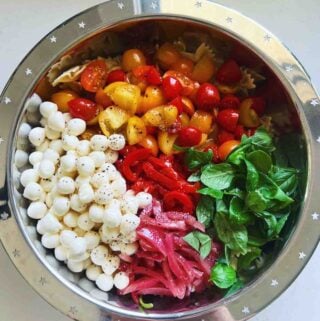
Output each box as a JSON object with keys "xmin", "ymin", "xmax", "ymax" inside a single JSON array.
[
  {"xmin": 117, "ymin": 147, "xmax": 199, "ymax": 214},
  {"xmin": 119, "ymin": 200, "xmax": 222, "ymax": 301}
]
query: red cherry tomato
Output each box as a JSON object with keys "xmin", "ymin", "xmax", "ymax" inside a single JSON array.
[
  {"xmin": 80, "ymin": 60, "xmax": 107, "ymax": 92},
  {"xmin": 162, "ymin": 76, "xmax": 183, "ymax": 100},
  {"xmin": 250, "ymin": 97, "xmax": 266, "ymax": 116},
  {"xmin": 169, "ymin": 96, "xmax": 184, "ymax": 114},
  {"xmin": 146, "ymin": 126, "xmax": 158, "ymax": 135},
  {"xmin": 216, "ymin": 59, "xmax": 242, "ymax": 85},
  {"xmin": 177, "ymin": 126, "xmax": 202, "ymax": 147},
  {"xmin": 163, "ymin": 71, "xmax": 199, "ymax": 97},
  {"xmin": 132, "ymin": 66, "xmax": 162, "ymax": 85},
  {"xmin": 196, "ymin": 83, "xmax": 220, "ymax": 111},
  {"xmin": 218, "ymin": 140, "xmax": 241, "ymax": 161},
  {"xmin": 220, "ymin": 95, "xmax": 241, "ymax": 110},
  {"xmin": 217, "ymin": 109, "xmax": 239, "ymax": 132},
  {"xmin": 218, "ymin": 130, "xmax": 235, "ymax": 144},
  {"xmin": 234, "ymin": 124, "xmax": 245, "ymax": 139},
  {"xmin": 106, "ymin": 69, "xmax": 126, "ymax": 84},
  {"xmin": 68, "ymin": 98, "xmax": 99, "ymax": 121},
  {"xmin": 204, "ymin": 143, "xmax": 220, "ymax": 163}
]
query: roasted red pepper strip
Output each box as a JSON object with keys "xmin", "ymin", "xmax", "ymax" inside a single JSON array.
[
  {"xmin": 121, "ymin": 148, "xmax": 152, "ymax": 182},
  {"xmin": 142, "ymin": 162, "xmax": 180, "ymax": 190},
  {"xmin": 163, "ymin": 191, "xmax": 195, "ymax": 214}
]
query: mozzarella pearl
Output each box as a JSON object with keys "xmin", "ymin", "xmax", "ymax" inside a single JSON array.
[
  {"xmin": 25, "ymin": 93, "xmax": 42, "ymax": 112},
  {"xmin": 60, "ymin": 154, "xmax": 77, "ymax": 172},
  {"xmin": 90, "ymin": 245, "xmax": 109, "ymax": 266},
  {"xmin": 96, "ymin": 274, "xmax": 114, "ymax": 292},
  {"xmin": 67, "ymin": 237, "xmax": 87, "ymax": 256},
  {"xmin": 120, "ymin": 196, "xmax": 139, "ymax": 215},
  {"xmin": 14, "ymin": 150, "xmax": 29, "ymax": 168},
  {"xmin": 90, "ymin": 172, "xmax": 110, "ymax": 189},
  {"xmin": 63, "ymin": 212, "xmax": 79, "ymax": 228},
  {"xmin": 66, "ymin": 118, "xmax": 86, "ymax": 136},
  {"xmin": 54, "ymin": 245, "xmax": 69, "ymax": 261},
  {"xmin": 110, "ymin": 177, "xmax": 126, "ymax": 198},
  {"xmin": 102, "ymin": 255, "xmax": 120, "ymax": 276},
  {"xmin": 40, "ymin": 177, "xmax": 57, "ymax": 193},
  {"xmin": 67, "ymin": 260, "xmax": 84, "ymax": 273},
  {"xmin": 60, "ymin": 230, "xmax": 77, "ymax": 247},
  {"xmin": 84, "ymin": 231, "xmax": 100, "ymax": 250},
  {"xmin": 99, "ymin": 163, "xmax": 118, "ymax": 180},
  {"xmin": 77, "ymin": 156, "xmax": 95, "ymax": 177},
  {"xmin": 90, "ymin": 135, "xmax": 109, "ymax": 152},
  {"xmin": 121, "ymin": 231, "xmax": 137, "ymax": 243},
  {"xmin": 29, "ymin": 127, "xmax": 45, "ymax": 146},
  {"xmin": 62, "ymin": 113, "xmax": 72, "ymax": 123},
  {"xmin": 37, "ymin": 213, "xmax": 62, "ymax": 235},
  {"xmin": 104, "ymin": 149, "xmax": 118, "ymax": 164},
  {"xmin": 48, "ymin": 111, "xmax": 65, "ymax": 132},
  {"xmin": 75, "ymin": 176, "xmax": 90, "ymax": 189},
  {"xmin": 62, "ymin": 134, "xmax": 79, "ymax": 151},
  {"xmin": 52, "ymin": 196, "xmax": 70, "ymax": 216},
  {"xmin": 95, "ymin": 185, "xmax": 114, "ymax": 205},
  {"xmin": 40, "ymin": 101, "xmax": 58, "ymax": 118},
  {"xmin": 18, "ymin": 123, "xmax": 32, "ymax": 139},
  {"xmin": 120, "ymin": 214, "xmax": 140, "ymax": 234},
  {"xmin": 113, "ymin": 272, "xmax": 129, "ymax": 290},
  {"xmin": 78, "ymin": 184, "xmax": 94, "ymax": 204},
  {"xmin": 108, "ymin": 134, "xmax": 125, "ymax": 151},
  {"xmin": 89, "ymin": 151, "xmax": 106, "ymax": 168},
  {"xmin": 43, "ymin": 149, "xmax": 60, "ymax": 165},
  {"xmin": 70, "ymin": 194, "xmax": 87, "ymax": 213},
  {"xmin": 45, "ymin": 126, "xmax": 60, "ymax": 140},
  {"xmin": 41, "ymin": 233, "xmax": 60, "ymax": 249},
  {"xmin": 49, "ymin": 139, "xmax": 64, "ymax": 155},
  {"xmin": 38, "ymin": 159, "xmax": 55, "ymax": 179},
  {"xmin": 76, "ymin": 140, "xmax": 91, "ymax": 156},
  {"xmin": 136, "ymin": 192, "xmax": 152, "ymax": 208},
  {"xmin": 57, "ymin": 177, "xmax": 75, "ymax": 194},
  {"xmin": 119, "ymin": 242, "xmax": 138, "ymax": 256},
  {"xmin": 77, "ymin": 213, "xmax": 95, "ymax": 231},
  {"xmin": 29, "ymin": 151, "xmax": 43, "ymax": 166},
  {"xmin": 88, "ymin": 204, "xmax": 104, "ymax": 223},
  {"xmin": 23, "ymin": 182, "xmax": 43, "ymax": 201},
  {"xmin": 86, "ymin": 264, "xmax": 102, "ymax": 281},
  {"xmin": 27, "ymin": 201, "xmax": 47, "ymax": 219},
  {"xmin": 100, "ymin": 225, "xmax": 120, "ymax": 243},
  {"xmin": 103, "ymin": 200, "xmax": 122, "ymax": 228}
]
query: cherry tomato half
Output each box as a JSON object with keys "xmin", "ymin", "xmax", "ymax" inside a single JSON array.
[
  {"xmin": 95, "ymin": 88, "xmax": 113, "ymax": 108},
  {"xmin": 216, "ymin": 59, "xmax": 242, "ymax": 85},
  {"xmin": 121, "ymin": 49, "xmax": 147, "ymax": 72},
  {"xmin": 80, "ymin": 60, "xmax": 107, "ymax": 93},
  {"xmin": 218, "ymin": 140, "xmax": 241, "ymax": 161},
  {"xmin": 220, "ymin": 95, "xmax": 241, "ymax": 110},
  {"xmin": 177, "ymin": 126, "xmax": 202, "ymax": 147},
  {"xmin": 196, "ymin": 83, "xmax": 220, "ymax": 111},
  {"xmin": 162, "ymin": 76, "xmax": 183, "ymax": 100},
  {"xmin": 217, "ymin": 109, "xmax": 239, "ymax": 132},
  {"xmin": 68, "ymin": 98, "xmax": 99, "ymax": 121},
  {"xmin": 106, "ymin": 69, "xmax": 126, "ymax": 84}
]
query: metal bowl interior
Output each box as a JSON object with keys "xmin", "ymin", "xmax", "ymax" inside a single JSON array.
[{"xmin": 1, "ymin": 1, "xmax": 319, "ymax": 321}]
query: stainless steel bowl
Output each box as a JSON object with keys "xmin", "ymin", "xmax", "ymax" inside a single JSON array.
[{"xmin": 1, "ymin": 1, "xmax": 320, "ymax": 321}]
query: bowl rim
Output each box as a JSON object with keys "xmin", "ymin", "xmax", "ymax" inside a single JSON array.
[{"xmin": 0, "ymin": 1, "xmax": 320, "ymax": 320}]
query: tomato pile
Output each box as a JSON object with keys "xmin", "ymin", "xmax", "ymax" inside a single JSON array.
[{"xmin": 49, "ymin": 40, "xmax": 270, "ymax": 303}]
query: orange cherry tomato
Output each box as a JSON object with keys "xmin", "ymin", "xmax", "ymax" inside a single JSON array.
[
  {"xmin": 179, "ymin": 112, "xmax": 190, "ymax": 127},
  {"xmin": 139, "ymin": 135, "xmax": 159, "ymax": 156},
  {"xmin": 191, "ymin": 55, "xmax": 216, "ymax": 83},
  {"xmin": 156, "ymin": 43, "xmax": 181, "ymax": 69},
  {"xmin": 218, "ymin": 140, "xmax": 240, "ymax": 161},
  {"xmin": 171, "ymin": 57, "xmax": 194, "ymax": 77},
  {"xmin": 51, "ymin": 90, "xmax": 79, "ymax": 112},
  {"xmin": 80, "ymin": 60, "xmax": 107, "ymax": 93},
  {"xmin": 95, "ymin": 88, "xmax": 113, "ymax": 108},
  {"xmin": 121, "ymin": 49, "xmax": 147, "ymax": 72}
]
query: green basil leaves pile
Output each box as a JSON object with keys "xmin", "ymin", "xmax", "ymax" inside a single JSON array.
[{"xmin": 183, "ymin": 128, "xmax": 302, "ymax": 291}]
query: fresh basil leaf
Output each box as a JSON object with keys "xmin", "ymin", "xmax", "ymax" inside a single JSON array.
[
  {"xmin": 247, "ymin": 127, "xmax": 275, "ymax": 153},
  {"xmin": 198, "ymin": 187, "xmax": 224, "ymax": 200},
  {"xmin": 201, "ymin": 163, "xmax": 235, "ymax": 190},
  {"xmin": 173, "ymin": 144, "xmax": 187, "ymax": 151},
  {"xmin": 248, "ymin": 235, "xmax": 269, "ymax": 247},
  {"xmin": 183, "ymin": 232, "xmax": 200, "ymax": 252},
  {"xmin": 229, "ymin": 196, "xmax": 253, "ymax": 225},
  {"xmin": 238, "ymin": 247, "xmax": 262, "ymax": 270},
  {"xmin": 269, "ymin": 166, "xmax": 298, "ymax": 196},
  {"xmin": 187, "ymin": 171, "xmax": 201, "ymax": 182},
  {"xmin": 224, "ymin": 279, "xmax": 244, "ymax": 297},
  {"xmin": 210, "ymin": 263, "xmax": 237, "ymax": 289},
  {"xmin": 214, "ymin": 211, "xmax": 248, "ymax": 254},
  {"xmin": 275, "ymin": 213, "xmax": 289, "ymax": 235},
  {"xmin": 227, "ymin": 145, "xmax": 248, "ymax": 165},
  {"xmin": 216, "ymin": 199, "xmax": 229, "ymax": 215},
  {"xmin": 247, "ymin": 150, "xmax": 272, "ymax": 173},
  {"xmin": 185, "ymin": 148, "xmax": 213, "ymax": 170},
  {"xmin": 246, "ymin": 190, "xmax": 268, "ymax": 212},
  {"xmin": 196, "ymin": 196, "xmax": 214, "ymax": 227},
  {"xmin": 244, "ymin": 159, "xmax": 259, "ymax": 191},
  {"xmin": 224, "ymin": 188, "xmax": 245, "ymax": 199}
]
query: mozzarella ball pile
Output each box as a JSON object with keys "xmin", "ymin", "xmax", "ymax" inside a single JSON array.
[{"xmin": 17, "ymin": 94, "xmax": 152, "ymax": 292}]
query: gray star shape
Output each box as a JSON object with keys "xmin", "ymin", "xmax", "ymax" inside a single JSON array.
[
  {"xmin": 264, "ymin": 34, "xmax": 271, "ymax": 42},
  {"xmin": 226, "ymin": 17, "xmax": 233, "ymax": 23},
  {"xmin": 39, "ymin": 277, "xmax": 47, "ymax": 286},
  {"xmin": 195, "ymin": 1, "xmax": 202, "ymax": 7},
  {"xmin": 69, "ymin": 306, "xmax": 78, "ymax": 315},
  {"xmin": 4, "ymin": 97, "xmax": 11, "ymax": 104},
  {"xmin": 12, "ymin": 249, "xmax": 20, "ymax": 258},
  {"xmin": 0, "ymin": 211, "xmax": 9, "ymax": 220}
]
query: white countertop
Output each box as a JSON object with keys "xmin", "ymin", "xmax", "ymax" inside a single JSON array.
[{"xmin": 0, "ymin": 1, "xmax": 319, "ymax": 320}]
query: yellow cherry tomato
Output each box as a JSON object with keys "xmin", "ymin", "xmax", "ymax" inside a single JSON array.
[
  {"xmin": 191, "ymin": 55, "xmax": 216, "ymax": 83},
  {"xmin": 189, "ymin": 110, "xmax": 213, "ymax": 134},
  {"xmin": 239, "ymin": 98, "xmax": 261, "ymax": 128},
  {"xmin": 156, "ymin": 43, "xmax": 181, "ymax": 69},
  {"xmin": 126, "ymin": 116, "xmax": 147, "ymax": 145},
  {"xmin": 121, "ymin": 49, "xmax": 147, "ymax": 72},
  {"xmin": 142, "ymin": 105, "xmax": 178, "ymax": 128},
  {"xmin": 179, "ymin": 112, "xmax": 190, "ymax": 127},
  {"xmin": 181, "ymin": 96, "xmax": 195, "ymax": 116},
  {"xmin": 51, "ymin": 90, "xmax": 79, "ymax": 112},
  {"xmin": 139, "ymin": 135, "xmax": 159, "ymax": 156},
  {"xmin": 158, "ymin": 131, "xmax": 178, "ymax": 155},
  {"xmin": 138, "ymin": 86, "xmax": 166, "ymax": 114}
]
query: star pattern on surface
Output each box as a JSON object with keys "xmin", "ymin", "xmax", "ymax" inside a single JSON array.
[
  {"xmin": 117, "ymin": 2, "xmax": 124, "ymax": 10},
  {"xmin": 298, "ymin": 251, "xmax": 306, "ymax": 260},
  {"xmin": 0, "ymin": 211, "xmax": 9, "ymax": 220},
  {"xmin": 285, "ymin": 64, "xmax": 294, "ymax": 72},
  {"xmin": 39, "ymin": 276, "xmax": 47, "ymax": 286},
  {"xmin": 310, "ymin": 98, "xmax": 320, "ymax": 107},
  {"xmin": 50, "ymin": 36, "xmax": 57, "ymax": 43},
  {"xmin": 25, "ymin": 68, "xmax": 32, "ymax": 76},
  {"xmin": 242, "ymin": 306, "xmax": 250, "ymax": 315},
  {"xmin": 264, "ymin": 34, "xmax": 271, "ymax": 42},
  {"xmin": 69, "ymin": 306, "xmax": 78, "ymax": 315},
  {"xmin": 195, "ymin": 1, "xmax": 202, "ymax": 7},
  {"xmin": 78, "ymin": 21, "xmax": 86, "ymax": 29},
  {"xmin": 0, "ymin": 137, "xmax": 4, "ymax": 145},
  {"xmin": 12, "ymin": 249, "xmax": 20, "ymax": 258},
  {"xmin": 316, "ymin": 136, "xmax": 320, "ymax": 143},
  {"xmin": 271, "ymin": 279, "xmax": 279, "ymax": 287},
  {"xmin": 226, "ymin": 17, "xmax": 233, "ymax": 23},
  {"xmin": 312, "ymin": 212, "xmax": 319, "ymax": 220},
  {"xmin": 150, "ymin": 1, "xmax": 157, "ymax": 9},
  {"xmin": 4, "ymin": 96, "xmax": 11, "ymax": 104}
]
